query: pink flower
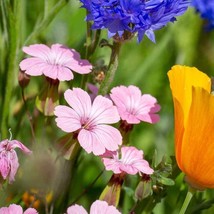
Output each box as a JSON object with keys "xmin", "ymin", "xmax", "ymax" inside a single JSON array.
[
  {"xmin": 101, "ymin": 146, "xmax": 154, "ymax": 175},
  {"xmin": 54, "ymin": 88, "xmax": 122, "ymax": 155},
  {"xmin": 0, "ymin": 204, "xmax": 38, "ymax": 214},
  {"xmin": 67, "ymin": 200, "xmax": 121, "ymax": 214},
  {"xmin": 0, "ymin": 139, "xmax": 32, "ymax": 183},
  {"xmin": 19, "ymin": 44, "xmax": 92, "ymax": 81},
  {"xmin": 110, "ymin": 85, "xmax": 160, "ymax": 124}
]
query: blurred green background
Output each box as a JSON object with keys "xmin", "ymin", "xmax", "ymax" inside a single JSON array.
[{"xmin": 1, "ymin": 0, "xmax": 214, "ymax": 213}]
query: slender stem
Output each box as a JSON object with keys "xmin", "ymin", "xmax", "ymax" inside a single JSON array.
[
  {"xmin": 21, "ymin": 89, "xmax": 36, "ymax": 144},
  {"xmin": 1, "ymin": 0, "xmax": 21, "ymax": 138},
  {"xmin": 85, "ymin": 18, "xmax": 92, "ymax": 59},
  {"xmin": 98, "ymin": 41, "xmax": 121, "ymax": 95},
  {"xmin": 70, "ymin": 169, "xmax": 105, "ymax": 205},
  {"xmin": 23, "ymin": 0, "xmax": 68, "ymax": 47},
  {"xmin": 89, "ymin": 29, "xmax": 101, "ymax": 57},
  {"xmin": 179, "ymin": 188, "xmax": 195, "ymax": 214},
  {"xmin": 80, "ymin": 30, "xmax": 101, "ymax": 89},
  {"xmin": 44, "ymin": 0, "xmax": 53, "ymax": 19}
]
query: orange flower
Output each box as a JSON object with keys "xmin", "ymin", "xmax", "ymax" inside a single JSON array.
[{"xmin": 168, "ymin": 65, "xmax": 214, "ymax": 189}]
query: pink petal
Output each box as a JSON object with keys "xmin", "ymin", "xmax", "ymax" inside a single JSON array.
[
  {"xmin": 65, "ymin": 48, "xmax": 92, "ymax": 74},
  {"xmin": 136, "ymin": 113, "xmax": 160, "ymax": 124},
  {"xmin": 128, "ymin": 160, "xmax": 154, "ymax": 175},
  {"xmin": 50, "ymin": 44, "xmax": 92, "ymax": 74},
  {"xmin": 66, "ymin": 60, "xmax": 92, "ymax": 74},
  {"xmin": 64, "ymin": 88, "xmax": 92, "ymax": 119},
  {"xmin": 90, "ymin": 96, "xmax": 120, "ymax": 124},
  {"xmin": 7, "ymin": 204, "xmax": 23, "ymax": 214},
  {"xmin": 42, "ymin": 64, "xmax": 59, "ymax": 80},
  {"xmin": 0, "ymin": 139, "xmax": 7, "ymax": 151},
  {"xmin": 90, "ymin": 200, "xmax": 121, "ymax": 214},
  {"xmin": 9, "ymin": 140, "xmax": 32, "ymax": 154},
  {"xmin": 57, "ymin": 67, "xmax": 74, "ymax": 81},
  {"xmin": 8, "ymin": 151, "xmax": 19, "ymax": 183},
  {"xmin": 0, "ymin": 155, "xmax": 10, "ymax": 179},
  {"xmin": 0, "ymin": 207, "xmax": 8, "ymax": 213},
  {"xmin": 54, "ymin": 106, "xmax": 81, "ymax": 132},
  {"xmin": 22, "ymin": 44, "xmax": 50, "ymax": 58},
  {"xmin": 110, "ymin": 86, "xmax": 130, "ymax": 109},
  {"xmin": 19, "ymin": 58, "xmax": 45, "ymax": 76},
  {"xmin": 78, "ymin": 125, "xmax": 122, "ymax": 155},
  {"xmin": 120, "ymin": 147, "xmax": 154, "ymax": 175},
  {"xmin": 102, "ymin": 158, "xmax": 122, "ymax": 174},
  {"xmin": 78, "ymin": 129, "xmax": 103, "ymax": 155},
  {"xmin": 92, "ymin": 125, "xmax": 122, "ymax": 152},
  {"xmin": 119, "ymin": 110, "xmax": 141, "ymax": 124},
  {"xmin": 24, "ymin": 208, "xmax": 38, "ymax": 214},
  {"xmin": 67, "ymin": 204, "xmax": 88, "ymax": 214}
]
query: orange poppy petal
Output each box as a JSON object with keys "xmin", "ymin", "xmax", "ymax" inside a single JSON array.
[
  {"xmin": 171, "ymin": 97, "xmax": 184, "ymax": 169},
  {"xmin": 181, "ymin": 87, "xmax": 214, "ymax": 188},
  {"xmin": 168, "ymin": 65, "xmax": 211, "ymax": 124}
]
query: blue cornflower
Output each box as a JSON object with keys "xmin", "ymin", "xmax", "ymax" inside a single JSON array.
[
  {"xmin": 80, "ymin": 0, "xmax": 190, "ymax": 43},
  {"xmin": 192, "ymin": 0, "xmax": 214, "ymax": 29}
]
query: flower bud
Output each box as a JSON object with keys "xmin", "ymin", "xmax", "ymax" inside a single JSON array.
[{"xmin": 18, "ymin": 69, "xmax": 30, "ymax": 88}]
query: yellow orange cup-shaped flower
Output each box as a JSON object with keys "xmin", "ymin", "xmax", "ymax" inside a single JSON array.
[{"xmin": 168, "ymin": 65, "xmax": 214, "ymax": 189}]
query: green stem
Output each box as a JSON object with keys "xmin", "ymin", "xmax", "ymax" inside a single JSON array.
[
  {"xmin": 179, "ymin": 188, "xmax": 195, "ymax": 214},
  {"xmin": 23, "ymin": 0, "xmax": 68, "ymax": 46},
  {"xmin": 44, "ymin": 0, "xmax": 54, "ymax": 19},
  {"xmin": 98, "ymin": 41, "xmax": 121, "ymax": 95},
  {"xmin": 70, "ymin": 169, "xmax": 104, "ymax": 205},
  {"xmin": 1, "ymin": 0, "xmax": 21, "ymax": 138},
  {"xmin": 89, "ymin": 29, "xmax": 101, "ymax": 57},
  {"xmin": 21, "ymin": 88, "xmax": 36, "ymax": 144},
  {"xmin": 81, "ymin": 26, "xmax": 101, "ymax": 90}
]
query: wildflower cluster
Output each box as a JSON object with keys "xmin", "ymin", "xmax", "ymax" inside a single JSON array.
[{"xmin": 1, "ymin": 0, "xmax": 214, "ymax": 213}]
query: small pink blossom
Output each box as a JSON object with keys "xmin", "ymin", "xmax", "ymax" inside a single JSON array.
[
  {"xmin": 19, "ymin": 44, "xmax": 92, "ymax": 81},
  {"xmin": 101, "ymin": 146, "xmax": 154, "ymax": 175},
  {"xmin": 0, "ymin": 204, "xmax": 38, "ymax": 214},
  {"xmin": 110, "ymin": 85, "xmax": 160, "ymax": 124},
  {"xmin": 0, "ymin": 139, "xmax": 32, "ymax": 183},
  {"xmin": 67, "ymin": 200, "xmax": 121, "ymax": 214},
  {"xmin": 54, "ymin": 88, "xmax": 122, "ymax": 155},
  {"xmin": 67, "ymin": 204, "xmax": 87, "ymax": 214}
]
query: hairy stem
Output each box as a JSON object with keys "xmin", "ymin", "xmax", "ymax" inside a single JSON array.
[{"xmin": 99, "ymin": 41, "xmax": 121, "ymax": 95}]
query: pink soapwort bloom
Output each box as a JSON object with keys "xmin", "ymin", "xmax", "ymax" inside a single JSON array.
[
  {"xmin": 54, "ymin": 88, "xmax": 122, "ymax": 155},
  {"xmin": 67, "ymin": 204, "xmax": 87, "ymax": 214},
  {"xmin": 110, "ymin": 85, "xmax": 160, "ymax": 124},
  {"xmin": 102, "ymin": 146, "xmax": 154, "ymax": 175},
  {"xmin": 19, "ymin": 44, "xmax": 92, "ymax": 81},
  {"xmin": 0, "ymin": 204, "xmax": 38, "ymax": 214},
  {"xmin": 0, "ymin": 139, "xmax": 32, "ymax": 183},
  {"xmin": 67, "ymin": 200, "xmax": 121, "ymax": 214}
]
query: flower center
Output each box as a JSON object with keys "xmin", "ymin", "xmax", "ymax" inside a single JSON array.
[{"xmin": 81, "ymin": 117, "xmax": 95, "ymax": 130}]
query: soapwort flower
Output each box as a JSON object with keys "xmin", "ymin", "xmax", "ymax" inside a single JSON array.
[
  {"xmin": 0, "ymin": 139, "xmax": 32, "ymax": 183},
  {"xmin": 54, "ymin": 88, "xmax": 122, "ymax": 155}
]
